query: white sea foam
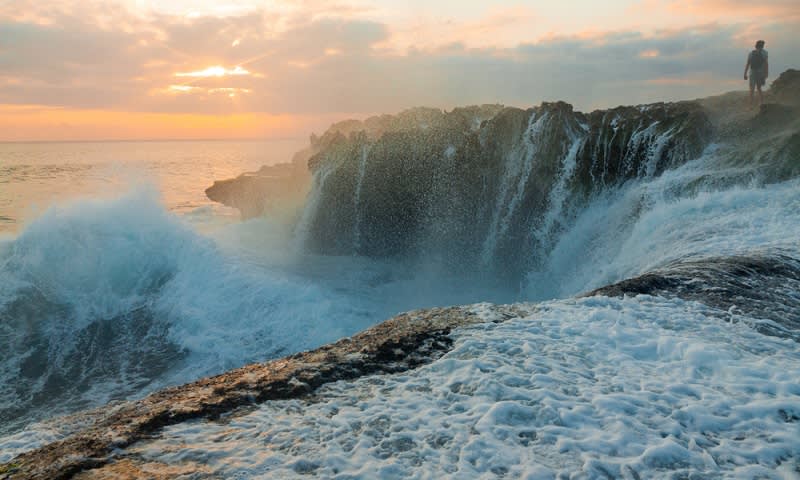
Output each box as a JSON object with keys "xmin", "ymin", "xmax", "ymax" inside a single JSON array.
[{"xmin": 133, "ymin": 296, "xmax": 800, "ymax": 478}]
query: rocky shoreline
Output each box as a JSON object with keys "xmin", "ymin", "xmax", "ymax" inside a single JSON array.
[
  {"xmin": 3, "ymin": 70, "xmax": 799, "ymax": 479},
  {"xmin": 0, "ymin": 305, "xmax": 528, "ymax": 480},
  {"xmin": 4, "ymin": 249, "xmax": 800, "ymax": 478}
]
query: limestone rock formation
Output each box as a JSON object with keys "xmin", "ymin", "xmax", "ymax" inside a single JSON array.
[
  {"xmin": 204, "ymin": 147, "xmax": 312, "ymax": 219},
  {"xmin": 298, "ymin": 100, "xmax": 711, "ymax": 282},
  {"xmin": 206, "ymin": 72, "xmax": 798, "ymax": 276}
]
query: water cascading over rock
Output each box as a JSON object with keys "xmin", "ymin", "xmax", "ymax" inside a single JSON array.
[{"xmin": 298, "ymin": 101, "xmax": 712, "ymax": 282}]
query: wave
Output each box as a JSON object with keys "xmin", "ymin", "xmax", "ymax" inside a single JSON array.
[
  {"xmin": 0, "ymin": 189, "xmax": 383, "ymax": 434},
  {"xmin": 0, "ymin": 186, "xmax": 525, "ymax": 436}
]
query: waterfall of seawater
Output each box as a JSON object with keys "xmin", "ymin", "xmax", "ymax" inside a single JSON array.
[
  {"xmin": 352, "ymin": 144, "xmax": 372, "ymax": 253},
  {"xmin": 480, "ymin": 111, "xmax": 548, "ymax": 266},
  {"xmin": 293, "ymin": 162, "xmax": 335, "ymax": 251},
  {"xmin": 528, "ymin": 121, "xmax": 587, "ymax": 258}
]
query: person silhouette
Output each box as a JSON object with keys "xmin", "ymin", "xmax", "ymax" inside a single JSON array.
[{"xmin": 743, "ymin": 40, "xmax": 769, "ymax": 107}]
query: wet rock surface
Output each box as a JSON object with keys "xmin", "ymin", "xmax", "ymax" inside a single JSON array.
[
  {"xmin": 588, "ymin": 253, "xmax": 800, "ymax": 341},
  {"xmin": 206, "ymin": 71, "xmax": 798, "ymax": 283},
  {"xmin": 300, "ymin": 101, "xmax": 712, "ymax": 283}
]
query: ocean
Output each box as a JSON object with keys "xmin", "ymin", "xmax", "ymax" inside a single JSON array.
[
  {"xmin": 1, "ymin": 92, "xmax": 799, "ymax": 478},
  {"xmin": 0, "ymin": 139, "xmax": 306, "ymax": 235},
  {"xmin": 0, "ymin": 138, "xmax": 520, "ymax": 437}
]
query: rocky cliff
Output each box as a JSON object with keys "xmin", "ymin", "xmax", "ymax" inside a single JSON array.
[
  {"xmin": 208, "ymin": 71, "xmax": 799, "ymax": 286},
  {"xmin": 297, "ymin": 101, "xmax": 711, "ymax": 282}
]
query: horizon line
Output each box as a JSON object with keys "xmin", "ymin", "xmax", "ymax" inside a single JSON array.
[{"xmin": 0, "ymin": 136, "xmax": 308, "ymax": 144}]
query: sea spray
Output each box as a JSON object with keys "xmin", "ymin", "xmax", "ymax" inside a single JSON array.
[
  {"xmin": 0, "ymin": 187, "xmax": 380, "ymax": 434},
  {"xmin": 0, "ymin": 184, "xmax": 526, "ymax": 436},
  {"xmin": 524, "ymin": 165, "xmax": 800, "ymax": 299},
  {"xmin": 293, "ymin": 162, "xmax": 336, "ymax": 252},
  {"xmin": 353, "ymin": 143, "xmax": 373, "ymax": 252}
]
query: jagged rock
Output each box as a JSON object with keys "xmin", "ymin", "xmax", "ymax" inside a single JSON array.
[
  {"xmin": 769, "ymin": 69, "xmax": 800, "ymax": 105},
  {"xmin": 204, "ymin": 148, "xmax": 312, "ymax": 219},
  {"xmin": 587, "ymin": 254, "xmax": 800, "ymax": 341},
  {"xmin": 206, "ymin": 70, "xmax": 798, "ymax": 243},
  {"xmin": 299, "ymin": 99, "xmax": 712, "ymax": 282}
]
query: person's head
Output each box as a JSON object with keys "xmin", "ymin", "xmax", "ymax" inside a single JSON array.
[{"xmin": 755, "ymin": 40, "xmax": 765, "ymax": 49}]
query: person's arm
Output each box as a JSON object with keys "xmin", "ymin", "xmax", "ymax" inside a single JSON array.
[{"xmin": 743, "ymin": 54, "xmax": 750, "ymax": 79}]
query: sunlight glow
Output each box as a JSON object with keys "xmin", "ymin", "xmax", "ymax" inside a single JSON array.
[
  {"xmin": 0, "ymin": 104, "xmax": 312, "ymax": 141},
  {"xmin": 209, "ymin": 87, "xmax": 252, "ymax": 97},
  {"xmin": 175, "ymin": 65, "xmax": 251, "ymax": 78},
  {"xmin": 164, "ymin": 85, "xmax": 252, "ymax": 96},
  {"xmin": 168, "ymin": 85, "xmax": 198, "ymax": 93}
]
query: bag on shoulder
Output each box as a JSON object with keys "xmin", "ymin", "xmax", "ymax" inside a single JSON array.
[{"xmin": 750, "ymin": 50, "xmax": 765, "ymax": 69}]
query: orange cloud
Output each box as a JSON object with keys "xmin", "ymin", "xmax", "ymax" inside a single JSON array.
[
  {"xmin": 382, "ymin": 4, "xmax": 537, "ymax": 51},
  {"xmin": 635, "ymin": 0, "xmax": 799, "ymax": 20}
]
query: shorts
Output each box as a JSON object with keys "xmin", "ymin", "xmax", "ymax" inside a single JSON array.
[{"xmin": 750, "ymin": 70, "xmax": 766, "ymax": 89}]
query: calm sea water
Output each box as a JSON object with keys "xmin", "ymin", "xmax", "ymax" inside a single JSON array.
[{"xmin": 0, "ymin": 139, "xmax": 307, "ymax": 234}]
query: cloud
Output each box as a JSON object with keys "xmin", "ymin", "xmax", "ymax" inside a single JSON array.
[
  {"xmin": 644, "ymin": 0, "xmax": 800, "ymax": 20},
  {"xmin": 384, "ymin": 4, "xmax": 538, "ymax": 51},
  {"xmin": 0, "ymin": 0, "xmax": 798, "ymax": 129}
]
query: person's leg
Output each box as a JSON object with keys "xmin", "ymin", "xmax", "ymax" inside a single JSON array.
[
  {"xmin": 757, "ymin": 84, "xmax": 764, "ymax": 106},
  {"xmin": 749, "ymin": 75, "xmax": 756, "ymax": 107}
]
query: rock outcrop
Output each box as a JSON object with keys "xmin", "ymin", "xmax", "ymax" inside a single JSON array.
[
  {"xmin": 204, "ymin": 147, "xmax": 312, "ymax": 219},
  {"xmin": 296, "ymin": 100, "xmax": 711, "ymax": 282},
  {"xmin": 587, "ymin": 254, "xmax": 800, "ymax": 342},
  {"xmin": 769, "ymin": 68, "xmax": 800, "ymax": 106}
]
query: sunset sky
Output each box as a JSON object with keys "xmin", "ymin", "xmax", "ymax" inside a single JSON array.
[{"xmin": 1, "ymin": 0, "xmax": 798, "ymax": 141}]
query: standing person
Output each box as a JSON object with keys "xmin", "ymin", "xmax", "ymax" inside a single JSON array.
[{"xmin": 744, "ymin": 40, "xmax": 769, "ymax": 107}]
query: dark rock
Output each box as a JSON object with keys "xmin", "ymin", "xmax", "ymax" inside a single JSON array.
[
  {"xmin": 299, "ymin": 100, "xmax": 712, "ymax": 283},
  {"xmin": 769, "ymin": 69, "xmax": 800, "ymax": 105},
  {"xmin": 587, "ymin": 254, "xmax": 800, "ymax": 341},
  {"xmin": 204, "ymin": 153, "xmax": 311, "ymax": 219}
]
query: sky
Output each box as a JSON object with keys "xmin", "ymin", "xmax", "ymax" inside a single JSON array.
[{"xmin": 0, "ymin": 0, "xmax": 798, "ymax": 141}]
